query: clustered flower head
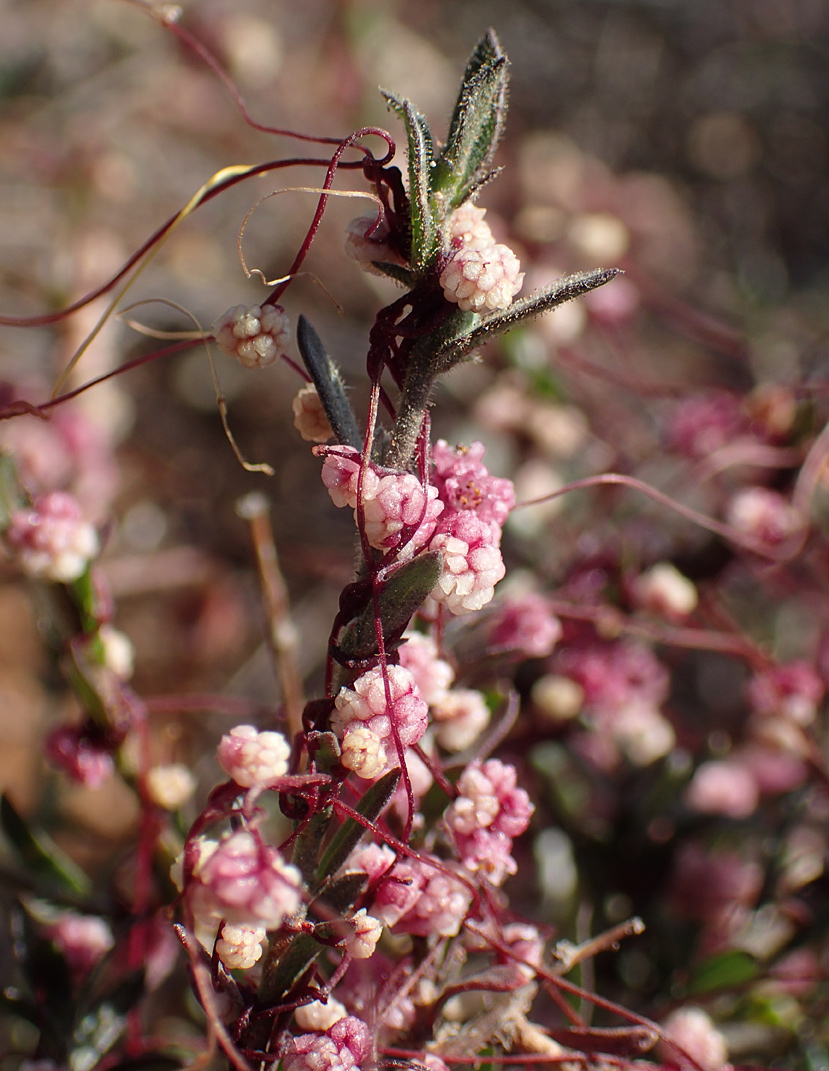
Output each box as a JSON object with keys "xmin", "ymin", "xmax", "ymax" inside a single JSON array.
[
  {"xmin": 217, "ymin": 724, "xmax": 291, "ymax": 787},
  {"xmin": 213, "ymin": 303, "xmax": 291, "ymax": 368},
  {"xmin": 439, "ymin": 203, "xmax": 524, "ymax": 312},
  {"xmin": 5, "ymin": 491, "xmax": 99, "ymax": 582},
  {"xmin": 279, "ymin": 1015, "xmax": 373, "ymax": 1071},
  {"xmin": 446, "ymin": 758, "xmax": 534, "ymax": 884},
  {"xmin": 183, "ymin": 830, "xmax": 302, "ymax": 930},
  {"xmin": 316, "ymin": 440, "xmax": 514, "ymax": 614},
  {"xmin": 348, "ymin": 843, "xmax": 472, "ymax": 938},
  {"xmin": 215, "ymin": 923, "xmax": 267, "ymax": 970},
  {"xmin": 331, "ymin": 664, "xmax": 428, "ymax": 779}
]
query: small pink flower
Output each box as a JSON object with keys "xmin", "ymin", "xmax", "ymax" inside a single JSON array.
[
  {"xmin": 45, "ymin": 724, "xmax": 114, "ymax": 788},
  {"xmin": 344, "ymin": 909, "xmax": 383, "ymax": 959},
  {"xmin": 345, "ymin": 842, "xmax": 396, "ymax": 884},
  {"xmin": 340, "ymin": 723, "xmax": 388, "ymax": 780},
  {"xmin": 398, "ymin": 631, "xmax": 454, "ymax": 705},
  {"xmin": 216, "ymin": 923, "xmax": 267, "ymax": 970},
  {"xmin": 317, "ymin": 446, "xmax": 380, "ymax": 510},
  {"xmin": 431, "ymin": 688, "xmax": 491, "ymax": 751},
  {"xmin": 360, "ymin": 471, "xmax": 443, "ymax": 555},
  {"xmin": 631, "ymin": 562, "xmax": 698, "ymax": 619},
  {"xmin": 145, "ymin": 763, "xmax": 197, "ymax": 810},
  {"xmin": 46, "ymin": 912, "xmax": 114, "ymax": 981},
  {"xmin": 440, "ymin": 242, "xmax": 524, "ymax": 313},
  {"xmin": 448, "ymin": 759, "xmax": 534, "ymax": 839},
  {"xmin": 331, "ymin": 665, "xmax": 429, "ymax": 776},
  {"xmin": 446, "ymin": 759, "xmax": 533, "ymax": 884},
  {"xmin": 747, "ymin": 661, "xmax": 824, "ymax": 726},
  {"xmin": 487, "ymin": 592, "xmax": 562, "ymax": 657},
  {"xmin": 432, "ymin": 440, "xmax": 515, "ymax": 536},
  {"xmin": 429, "ymin": 512, "xmax": 506, "ymax": 616},
  {"xmin": 371, "ymin": 856, "xmax": 471, "ymax": 937},
  {"xmin": 295, "ymin": 996, "xmax": 347, "ymax": 1032},
  {"xmin": 213, "ymin": 303, "xmax": 291, "ymax": 368},
  {"xmin": 445, "ymin": 202, "xmax": 495, "ymax": 251},
  {"xmin": 555, "ymin": 639, "xmax": 670, "ymax": 712},
  {"xmin": 280, "ymin": 1016, "xmax": 372, "ymax": 1071},
  {"xmin": 187, "ymin": 830, "xmax": 302, "ymax": 930},
  {"xmin": 659, "ymin": 1006, "xmax": 729, "ymax": 1071},
  {"xmin": 685, "ymin": 760, "xmax": 760, "ymax": 819},
  {"xmin": 6, "ymin": 491, "xmax": 98, "ymax": 582},
  {"xmin": 217, "ymin": 724, "xmax": 291, "ymax": 788}
]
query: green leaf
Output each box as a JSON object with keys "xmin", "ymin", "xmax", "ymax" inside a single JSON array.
[
  {"xmin": 296, "ymin": 316, "xmax": 362, "ymax": 448},
  {"xmin": 429, "ymin": 269, "xmax": 622, "ymax": 374},
  {"xmin": 259, "ymin": 931, "xmax": 323, "ymax": 1004},
  {"xmin": 0, "ymin": 450, "xmax": 27, "ymax": 528},
  {"xmin": 292, "ymin": 807, "xmax": 334, "ymax": 884},
  {"xmin": 382, "ymin": 92, "xmax": 436, "ymax": 271},
  {"xmin": 313, "ymin": 871, "xmax": 368, "ymax": 915},
  {"xmin": 1, "ymin": 794, "xmax": 91, "ymax": 896},
  {"xmin": 432, "ymin": 29, "xmax": 509, "ymax": 206},
  {"xmin": 336, "ymin": 552, "xmax": 443, "ymax": 661},
  {"xmin": 315, "ymin": 768, "xmax": 400, "ymax": 887},
  {"xmin": 687, "ymin": 950, "xmax": 758, "ymax": 995}
]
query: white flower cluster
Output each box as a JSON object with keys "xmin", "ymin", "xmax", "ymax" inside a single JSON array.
[{"xmin": 213, "ymin": 303, "xmax": 291, "ymax": 369}]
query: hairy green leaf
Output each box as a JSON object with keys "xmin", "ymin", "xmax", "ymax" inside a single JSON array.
[
  {"xmin": 337, "ymin": 552, "xmax": 443, "ymax": 661},
  {"xmin": 1, "ymin": 794, "xmax": 91, "ymax": 896},
  {"xmin": 382, "ymin": 92, "xmax": 436, "ymax": 271},
  {"xmin": 433, "ymin": 30, "xmax": 509, "ymax": 206}
]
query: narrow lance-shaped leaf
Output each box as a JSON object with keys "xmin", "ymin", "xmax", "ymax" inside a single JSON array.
[
  {"xmin": 428, "ymin": 269, "xmax": 622, "ymax": 374},
  {"xmin": 382, "ymin": 92, "xmax": 437, "ymax": 272},
  {"xmin": 314, "ymin": 767, "xmax": 400, "ymax": 888},
  {"xmin": 432, "ymin": 30, "xmax": 509, "ymax": 205},
  {"xmin": 296, "ymin": 316, "xmax": 361, "ymax": 448},
  {"xmin": 336, "ymin": 551, "xmax": 443, "ymax": 661},
  {"xmin": 259, "ymin": 872, "xmax": 369, "ymax": 1004},
  {"xmin": 1, "ymin": 793, "xmax": 91, "ymax": 896}
]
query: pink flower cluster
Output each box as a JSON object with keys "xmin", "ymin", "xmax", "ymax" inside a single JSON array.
[
  {"xmin": 445, "ymin": 759, "xmax": 534, "ymax": 885},
  {"xmin": 431, "ymin": 439, "xmax": 515, "ymax": 538},
  {"xmin": 183, "ymin": 831, "xmax": 302, "ymax": 931},
  {"xmin": 428, "ymin": 441, "xmax": 514, "ymax": 615},
  {"xmin": 555, "ymin": 638, "xmax": 676, "ymax": 767},
  {"xmin": 331, "ymin": 665, "xmax": 428, "ymax": 779},
  {"xmin": 316, "ymin": 441, "xmax": 514, "ymax": 615},
  {"xmin": 439, "ymin": 203, "xmax": 524, "ymax": 313},
  {"xmin": 216, "ymin": 724, "xmax": 291, "ymax": 788},
  {"xmin": 280, "ymin": 1015, "xmax": 373, "ymax": 1071},
  {"xmin": 5, "ymin": 491, "xmax": 99, "ymax": 582},
  {"xmin": 486, "ymin": 591, "xmax": 563, "ymax": 657},
  {"xmin": 348, "ymin": 844, "xmax": 471, "ymax": 938},
  {"xmin": 318, "ymin": 446, "xmax": 443, "ymax": 558}
]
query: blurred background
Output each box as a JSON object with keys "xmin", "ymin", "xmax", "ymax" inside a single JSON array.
[{"xmin": 1, "ymin": 0, "xmax": 828, "ymax": 1064}]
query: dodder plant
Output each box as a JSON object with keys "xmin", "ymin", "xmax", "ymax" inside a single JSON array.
[{"xmin": 1, "ymin": 20, "xmax": 746, "ymax": 1071}]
